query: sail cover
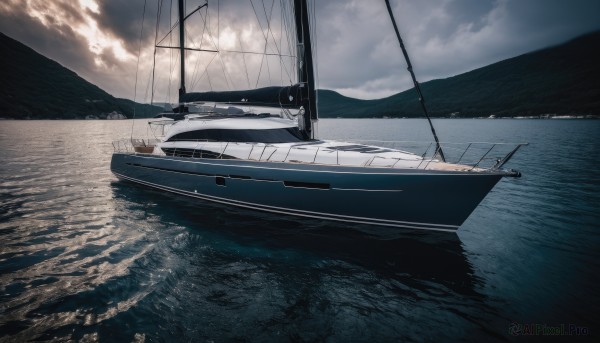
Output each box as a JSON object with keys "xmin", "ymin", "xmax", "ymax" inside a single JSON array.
[{"xmin": 180, "ymin": 84, "xmax": 306, "ymax": 108}]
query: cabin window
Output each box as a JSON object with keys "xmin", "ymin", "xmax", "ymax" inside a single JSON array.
[
  {"xmin": 167, "ymin": 128, "xmax": 305, "ymax": 143},
  {"xmin": 283, "ymin": 181, "xmax": 330, "ymax": 190}
]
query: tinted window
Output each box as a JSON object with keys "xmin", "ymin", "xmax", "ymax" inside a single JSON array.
[{"xmin": 167, "ymin": 128, "xmax": 306, "ymax": 143}]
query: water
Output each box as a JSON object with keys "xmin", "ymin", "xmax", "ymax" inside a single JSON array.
[{"xmin": 0, "ymin": 119, "xmax": 598, "ymax": 342}]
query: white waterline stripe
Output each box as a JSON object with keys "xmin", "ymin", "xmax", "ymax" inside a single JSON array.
[
  {"xmin": 116, "ymin": 169, "xmax": 458, "ymax": 228},
  {"xmin": 113, "ymin": 171, "xmax": 458, "ymax": 232},
  {"xmin": 331, "ymin": 188, "xmax": 403, "ymax": 192}
]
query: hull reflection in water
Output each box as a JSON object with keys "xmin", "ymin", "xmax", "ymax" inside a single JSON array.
[{"xmin": 112, "ymin": 181, "xmax": 481, "ymax": 295}]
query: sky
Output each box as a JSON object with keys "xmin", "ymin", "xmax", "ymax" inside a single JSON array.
[{"xmin": 1, "ymin": 0, "xmax": 599, "ymax": 101}]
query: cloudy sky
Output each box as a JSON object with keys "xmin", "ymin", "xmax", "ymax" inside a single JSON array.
[{"xmin": 1, "ymin": 0, "xmax": 599, "ymax": 101}]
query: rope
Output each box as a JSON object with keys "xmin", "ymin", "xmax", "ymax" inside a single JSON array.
[
  {"xmin": 152, "ymin": 0, "xmax": 299, "ymax": 99},
  {"xmin": 130, "ymin": 0, "xmax": 148, "ymax": 141},
  {"xmin": 151, "ymin": 0, "xmax": 164, "ymax": 105},
  {"xmin": 384, "ymin": 0, "xmax": 446, "ymax": 161}
]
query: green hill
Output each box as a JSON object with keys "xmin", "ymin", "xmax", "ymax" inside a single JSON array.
[
  {"xmin": 0, "ymin": 32, "xmax": 161, "ymax": 119},
  {"xmin": 318, "ymin": 31, "xmax": 600, "ymax": 118},
  {"xmin": 3, "ymin": 29, "xmax": 598, "ymax": 119}
]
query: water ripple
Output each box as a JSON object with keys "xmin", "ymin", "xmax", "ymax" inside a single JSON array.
[{"xmin": 1, "ymin": 119, "xmax": 599, "ymax": 341}]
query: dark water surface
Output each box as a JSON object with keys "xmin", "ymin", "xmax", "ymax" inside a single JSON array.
[{"xmin": 0, "ymin": 119, "xmax": 598, "ymax": 342}]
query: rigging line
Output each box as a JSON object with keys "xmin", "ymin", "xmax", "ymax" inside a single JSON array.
[
  {"xmin": 279, "ymin": 0, "xmax": 294, "ymax": 85},
  {"xmin": 131, "ymin": 0, "xmax": 148, "ymax": 140},
  {"xmin": 184, "ymin": 26, "xmax": 209, "ymax": 90},
  {"xmin": 265, "ymin": 0, "xmax": 293, "ymax": 85},
  {"xmin": 166, "ymin": 0, "xmax": 173, "ymax": 104},
  {"xmin": 156, "ymin": 20, "xmax": 179, "ymax": 46},
  {"xmin": 199, "ymin": 4, "xmax": 207, "ymax": 50},
  {"xmin": 206, "ymin": 55, "xmax": 214, "ymax": 91},
  {"xmin": 260, "ymin": 0, "xmax": 279, "ymax": 55},
  {"xmin": 250, "ymin": 0, "xmax": 277, "ymax": 88},
  {"xmin": 151, "ymin": 0, "xmax": 164, "ymax": 105},
  {"xmin": 158, "ymin": 2, "xmax": 206, "ymax": 45},
  {"xmin": 157, "ymin": 45, "xmax": 217, "ymax": 52},
  {"xmin": 143, "ymin": 59, "xmax": 154, "ymax": 104},
  {"xmin": 157, "ymin": 21, "xmax": 179, "ymax": 44},
  {"xmin": 239, "ymin": 36, "xmax": 251, "ymax": 88},
  {"xmin": 189, "ymin": 7, "xmax": 210, "ymax": 90},
  {"xmin": 261, "ymin": 0, "xmax": 295, "ymax": 85},
  {"xmin": 279, "ymin": 4, "xmax": 296, "ymax": 85},
  {"xmin": 279, "ymin": 1, "xmax": 283, "ymax": 85},
  {"xmin": 261, "ymin": 0, "xmax": 275, "ymax": 86},
  {"xmin": 384, "ymin": 0, "xmax": 445, "ymax": 162},
  {"xmin": 189, "ymin": 8, "xmax": 209, "ymax": 90},
  {"xmin": 193, "ymin": 52, "xmax": 218, "ymax": 91},
  {"xmin": 183, "ymin": 3, "xmax": 207, "ymax": 21},
  {"xmin": 214, "ymin": 0, "xmax": 233, "ymax": 90},
  {"xmin": 172, "ymin": 1, "xmax": 208, "ymax": 96},
  {"xmin": 281, "ymin": 0, "xmax": 296, "ymax": 84},
  {"xmin": 279, "ymin": 6, "xmax": 296, "ymax": 84},
  {"xmin": 185, "ymin": 25, "xmax": 200, "ymax": 90},
  {"xmin": 155, "ymin": 3, "xmax": 205, "ymax": 46},
  {"xmin": 167, "ymin": 52, "xmax": 180, "ymax": 103},
  {"xmin": 250, "ymin": 0, "xmax": 267, "ymax": 88},
  {"xmin": 158, "ymin": 46, "xmax": 295, "ymax": 57},
  {"xmin": 284, "ymin": 0, "xmax": 299, "ymax": 84},
  {"xmin": 310, "ymin": 0, "xmax": 319, "ymax": 112},
  {"xmin": 197, "ymin": 4, "xmax": 233, "ymax": 90},
  {"xmin": 290, "ymin": 3, "xmax": 298, "ymax": 84},
  {"xmin": 215, "ymin": 46, "xmax": 233, "ymax": 91},
  {"xmin": 164, "ymin": 0, "xmax": 176, "ymax": 102},
  {"xmin": 187, "ymin": 8, "xmax": 219, "ymax": 91}
]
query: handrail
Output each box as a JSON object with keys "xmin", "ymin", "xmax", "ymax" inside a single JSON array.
[
  {"xmin": 112, "ymin": 138, "xmax": 526, "ymax": 171},
  {"xmin": 470, "ymin": 144, "xmax": 496, "ymax": 171}
]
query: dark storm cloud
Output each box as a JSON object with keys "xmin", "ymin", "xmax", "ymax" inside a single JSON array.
[
  {"xmin": 0, "ymin": 0, "xmax": 143, "ymax": 99},
  {"xmin": 1, "ymin": 0, "xmax": 599, "ymax": 100},
  {"xmin": 414, "ymin": 0, "xmax": 495, "ymax": 40},
  {"xmin": 90, "ymin": 0, "xmax": 269, "ymax": 56},
  {"xmin": 501, "ymin": 0, "xmax": 600, "ymax": 49},
  {"xmin": 311, "ymin": 0, "xmax": 600, "ymax": 98},
  {"xmin": 91, "ymin": 0, "xmax": 156, "ymax": 54},
  {"xmin": 0, "ymin": 0, "xmax": 96, "ymax": 74},
  {"xmin": 48, "ymin": 1, "xmax": 87, "ymax": 25},
  {"xmin": 89, "ymin": 0, "xmax": 283, "ymax": 60}
]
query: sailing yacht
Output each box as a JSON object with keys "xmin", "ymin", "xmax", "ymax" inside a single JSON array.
[{"xmin": 111, "ymin": 0, "xmax": 524, "ymax": 232}]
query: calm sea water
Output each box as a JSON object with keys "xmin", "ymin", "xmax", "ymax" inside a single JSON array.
[{"xmin": 0, "ymin": 119, "xmax": 598, "ymax": 342}]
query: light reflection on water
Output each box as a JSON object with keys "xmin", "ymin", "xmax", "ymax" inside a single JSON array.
[{"xmin": 0, "ymin": 119, "xmax": 599, "ymax": 341}]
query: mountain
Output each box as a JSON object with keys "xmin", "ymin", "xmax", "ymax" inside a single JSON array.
[
  {"xmin": 0, "ymin": 32, "xmax": 161, "ymax": 119},
  {"xmin": 318, "ymin": 31, "xmax": 600, "ymax": 118},
  {"xmin": 3, "ymin": 29, "xmax": 597, "ymax": 119}
]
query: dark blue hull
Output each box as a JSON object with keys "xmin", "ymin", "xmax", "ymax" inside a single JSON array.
[{"xmin": 111, "ymin": 153, "xmax": 505, "ymax": 232}]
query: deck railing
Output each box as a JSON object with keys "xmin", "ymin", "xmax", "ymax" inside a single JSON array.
[
  {"xmin": 113, "ymin": 138, "xmax": 526, "ymax": 171},
  {"xmin": 347, "ymin": 140, "xmax": 527, "ymax": 170},
  {"xmin": 112, "ymin": 138, "xmax": 160, "ymax": 153}
]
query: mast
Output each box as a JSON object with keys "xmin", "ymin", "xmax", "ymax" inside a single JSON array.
[
  {"xmin": 384, "ymin": 0, "xmax": 446, "ymax": 162},
  {"xmin": 178, "ymin": 0, "xmax": 186, "ymax": 102},
  {"xmin": 293, "ymin": 0, "xmax": 317, "ymax": 139}
]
